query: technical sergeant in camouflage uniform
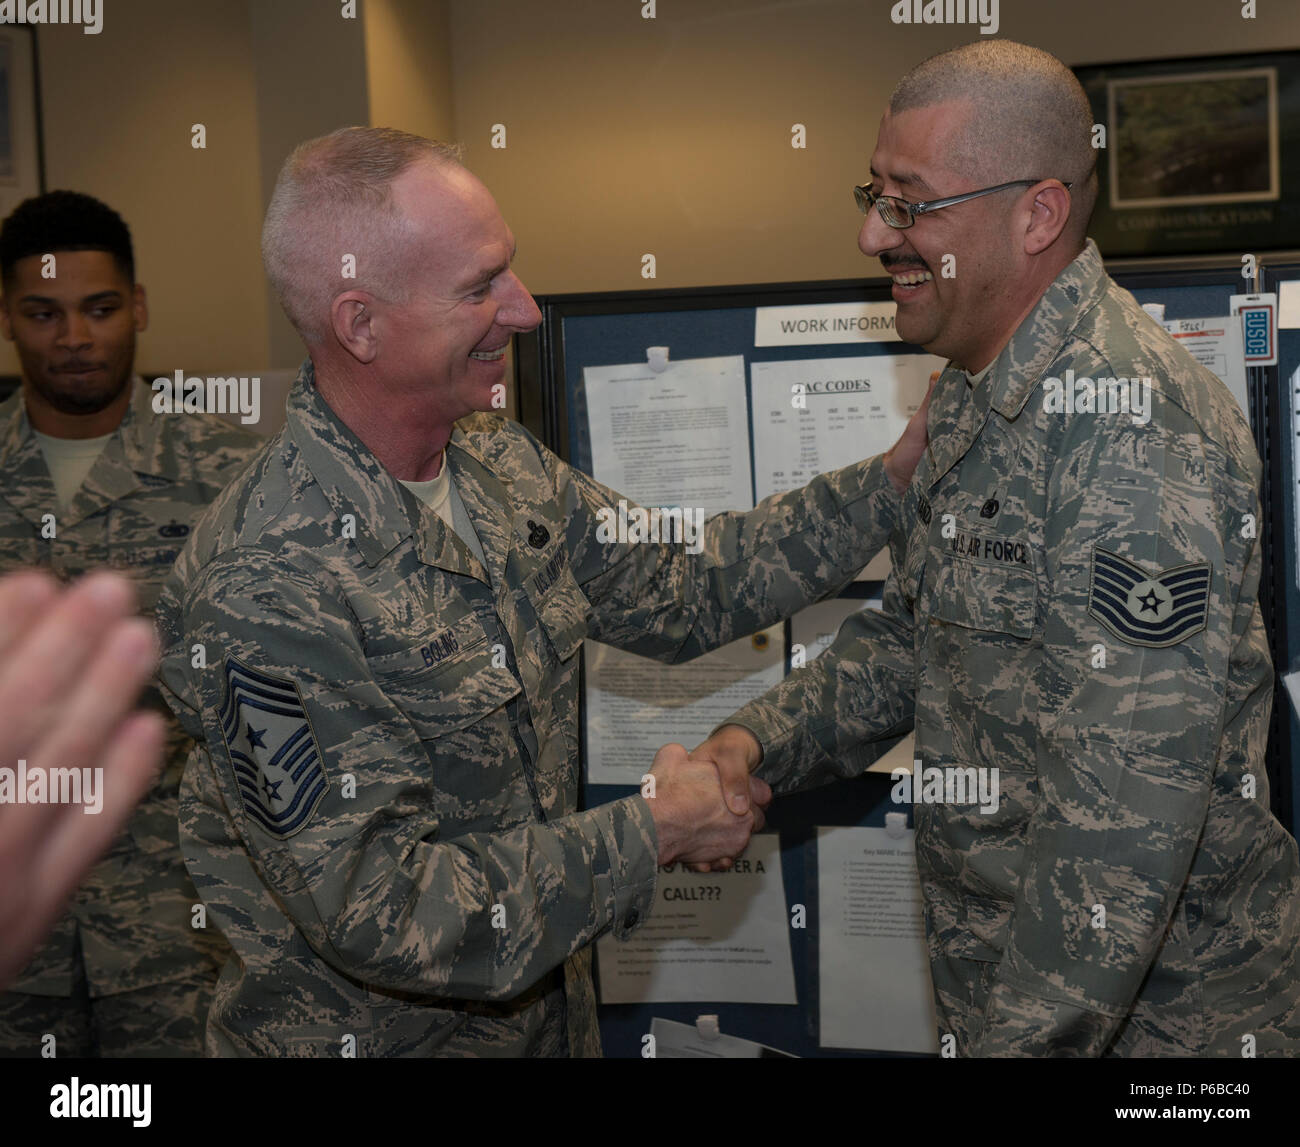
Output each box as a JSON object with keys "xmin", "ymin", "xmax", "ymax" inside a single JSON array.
[{"xmin": 698, "ymin": 41, "xmax": 1300, "ymax": 1056}]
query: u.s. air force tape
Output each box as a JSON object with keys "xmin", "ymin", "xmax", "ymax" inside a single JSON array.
[
  {"xmin": 1087, "ymin": 547, "xmax": 1211, "ymax": 648},
  {"xmin": 221, "ymin": 656, "xmax": 329, "ymax": 838}
]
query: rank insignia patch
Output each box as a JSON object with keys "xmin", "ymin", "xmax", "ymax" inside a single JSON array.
[
  {"xmin": 1088, "ymin": 548, "xmax": 1211, "ymax": 648},
  {"xmin": 220, "ymin": 657, "xmax": 328, "ymax": 838}
]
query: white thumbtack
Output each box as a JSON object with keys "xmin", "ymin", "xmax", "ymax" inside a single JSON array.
[
  {"xmin": 647, "ymin": 346, "xmax": 670, "ymax": 373},
  {"xmin": 695, "ymin": 1014, "xmax": 722, "ymax": 1041}
]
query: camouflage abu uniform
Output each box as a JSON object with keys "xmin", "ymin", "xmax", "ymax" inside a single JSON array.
[
  {"xmin": 0, "ymin": 379, "xmax": 261, "ymax": 1056},
  {"xmin": 156, "ymin": 360, "xmax": 901, "ymax": 1057},
  {"xmin": 727, "ymin": 240, "xmax": 1300, "ymax": 1056}
]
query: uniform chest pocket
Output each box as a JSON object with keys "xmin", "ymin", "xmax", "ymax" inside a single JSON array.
[
  {"xmin": 526, "ymin": 548, "xmax": 589, "ymax": 663},
  {"xmin": 367, "ymin": 614, "xmax": 522, "ymax": 739},
  {"xmin": 929, "ymin": 551, "xmax": 1038, "ymax": 639},
  {"xmin": 926, "ymin": 550, "xmax": 1040, "ymax": 774}
]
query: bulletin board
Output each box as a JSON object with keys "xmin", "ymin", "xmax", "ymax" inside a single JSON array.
[{"xmin": 514, "ymin": 259, "xmax": 1293, "ymax": 1057}]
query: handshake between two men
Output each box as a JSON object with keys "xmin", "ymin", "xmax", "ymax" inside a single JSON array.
[{"xmin": 645, "ymin": 727, "xmax": 768, "ymax": 872}]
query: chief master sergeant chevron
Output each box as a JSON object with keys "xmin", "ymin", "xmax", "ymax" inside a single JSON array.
[
  {"xmin": 155, "ymin": 127, "xmax": 930, "ymax": 1057},
  {"xmin": 696, "ymin": 40, "xmax": 1300, "ymax": 1056}
]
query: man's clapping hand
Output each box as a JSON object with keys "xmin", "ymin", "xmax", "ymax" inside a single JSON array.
[{"xmin": 0, "ymin": 571, "xmax": 165, "ymax": 990}]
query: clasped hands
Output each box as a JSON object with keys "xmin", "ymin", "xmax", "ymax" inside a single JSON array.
[{"xmin": 644, "ymin": 725, "xmax": 765, "ymax": 872}]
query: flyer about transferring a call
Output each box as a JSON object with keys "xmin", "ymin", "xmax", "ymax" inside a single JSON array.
[{"xmin": 597, "ymin": 833, "xmax": 796, "ymax": 1005}]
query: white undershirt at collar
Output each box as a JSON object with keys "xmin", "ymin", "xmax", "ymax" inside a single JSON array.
[{"xmin": 31, "ymin": 428, "xmax": 114, "ymax": 512}]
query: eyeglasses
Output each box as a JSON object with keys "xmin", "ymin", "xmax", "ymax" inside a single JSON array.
[{"xmin": 853, "ymin": 179, "xmax": 1071, "ymax": 229}]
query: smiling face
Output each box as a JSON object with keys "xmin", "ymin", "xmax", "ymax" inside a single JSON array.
[
  {"xmin": 0, "ymin": 249, "xmax": 145, "ymax": 426},
  {"xmin": 379, "ymin": 161, "xmax": 541, "ymax": 422},
  {"xmin": 859, "ymin": 100, "xmax": 1030, "ymax": 371}
]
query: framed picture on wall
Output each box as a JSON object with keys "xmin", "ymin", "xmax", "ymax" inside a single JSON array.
[
  {"xmin": 0, "ymin": 24, "xmax": 44, "ymax": 219},
  {"xmin": 1074, "ymin": 51, "xmax": 1300, "ymax": 257}
]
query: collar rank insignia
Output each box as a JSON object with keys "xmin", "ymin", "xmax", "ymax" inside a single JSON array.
[
  {"xmin": 221, "ymin": 657, "xmax": 329, "ymax": 838},
  {"xmin": 1088, "ymin": 548, "xmax": 1211, "ymax": 648}
]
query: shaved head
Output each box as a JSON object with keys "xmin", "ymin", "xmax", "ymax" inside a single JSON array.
[{"xmin": 889, "ymin": 41, "xmax": 1098, "ymax": 245}]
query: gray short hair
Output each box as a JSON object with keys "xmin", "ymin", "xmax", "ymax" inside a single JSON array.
[
  {"xmin": 262, "ymin": 127, "xmax": 463, "ymax": 345},
  {"xmin": 889, "ymin": 41, "xmax": 1098, "ymax": 240}
]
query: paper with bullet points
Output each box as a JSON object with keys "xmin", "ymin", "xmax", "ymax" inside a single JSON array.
[{"xmin": 817, "ymin": 826, "xmax": 938, "ymax": 1053}]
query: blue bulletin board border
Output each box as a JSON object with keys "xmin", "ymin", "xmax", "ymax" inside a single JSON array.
[
  {"xmin": 1261, "ymin": 260, "xmax": 1300, "ymax": 845},
  {"xmin": 512, "ymin": 259, "xmax": 1298, "ymax": 1056}
]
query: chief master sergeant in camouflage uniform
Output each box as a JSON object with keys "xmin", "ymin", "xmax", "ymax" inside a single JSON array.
[
  {"xmin": 156, "ymin": 127, "xmax": 928, "ymax": 1057},
  {"xmin": 0, "ymin": 192, "xmax": 261, "ymax": 1055},
  {"xmin": 698, "ymin": 41, "xmax": 1300, "ymax": 1056}
]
